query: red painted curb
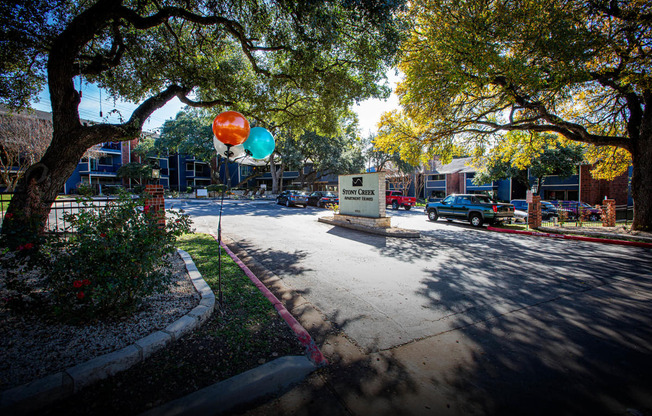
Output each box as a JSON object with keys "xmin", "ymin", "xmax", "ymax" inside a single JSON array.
[
  {"xmin": 487, "ymin": 226, "xmax": 652, "ymax": 248},
  {"xmin": 210, "ymin": 234, "xmax": 328, "ymax": 367}
]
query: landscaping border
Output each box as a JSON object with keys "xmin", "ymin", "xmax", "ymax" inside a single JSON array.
[
  {"xmin": 0, "ymin": 249, "xmax": 215, "ymax": 415},
  {"xmin": 213, "ymin": 235, "xmax": 328, "ymax": 367}
]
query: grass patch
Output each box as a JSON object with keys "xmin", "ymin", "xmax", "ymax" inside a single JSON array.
[
  {"xmin": 44, "ymin": 232, "xmax": 304, "ymax": 416},
  {"xmin": 0, "ymin": 193, "xmax": 11, "ymax": 213},
  {"xmin": 492, "ymin": 222, "xmax": 529, "ymax": 231}
]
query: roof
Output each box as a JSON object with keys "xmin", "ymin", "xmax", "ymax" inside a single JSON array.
[
  {"xmin": 0, "ymin": 104, "xmax": 52, "ymax": 122},
  {"xmin": 430, "ymin": 157, "xmax": 476, "ymax": 174}
]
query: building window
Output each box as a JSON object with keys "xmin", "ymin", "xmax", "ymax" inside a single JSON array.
[
  {"xmin": 186, "ymin": 162, "xmax": 194, "ymax": 171},
  {"xmin": 428, "ymin": 174, "xmax": 445, "ymax": 181},
  {"xmin": 98, "ymin": 156, "xmax": 112, "ymax": 165}
]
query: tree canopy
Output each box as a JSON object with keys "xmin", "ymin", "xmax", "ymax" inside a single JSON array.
[
  {"xmin": 157, "ymin": 108, "xmax": 215, "ymax": 162},
  {"xmin": 0, "ymin": 0, "xmax": 405, "ymax": 239},
  {"xmin": 472, "ymin": 132, "xmax": 585, "ymax": 192},
  {"xmin": 375, "ymin": 0, "xmax": 652, "ymax": 230}
]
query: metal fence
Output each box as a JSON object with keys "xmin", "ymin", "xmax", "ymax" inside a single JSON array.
[{"xmin": 1, "ymin": 193, "xmax": 120, "ymax": 234}]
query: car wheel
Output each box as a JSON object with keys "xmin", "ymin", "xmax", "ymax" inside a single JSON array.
[
  {"xmin": 469, "ymin": 213, "xmax": 483, "ymax": 227},
  {"xmin": 404, "ymin": 205, "xmax": 411, "ymax": 211},
  {"xmin": 317, "ymin": 201, "xmax": 323, "ymax": 208},
  {"xmin": 276, "ymin": 198, "xmax": 280, "ymax": 205},
  {"xmin": 392, "ymin": 201, "xmax": 399, "ymax": 210},
  {"xmin": 286, "ymin": 200, "xmax": 290, "ymax": 207},
  {"xmin": 589, "ymin": 214, "xmax": 599, "ymax": 221},
  {"xmin": 427, "ymin": 209, "xmax": 438, "ymax": 221}
]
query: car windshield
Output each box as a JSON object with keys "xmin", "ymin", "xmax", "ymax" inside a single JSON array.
[
  {"xmin": 323, "ymin": 192, "xmax": 337, "ymax": 197},
  {"xmin": 541, "ymin": 201, "xmax": 554, "ymax": 208}
]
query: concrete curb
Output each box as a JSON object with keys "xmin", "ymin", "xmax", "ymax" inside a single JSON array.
[
  {"xmin": 212, "ymin": 234, "xmax": 328, "ymax": 367},
  {"xmin": 0, "ymin": 249, "xmax": 215, "ymax": 415},
  {"xmin": 318, "ymin": 216, "xmax": 421, "ymax": 238},
  {"xmin": 488, "ymin": 226, "xmax": 652, "ymax": 248},
  {"xmin": 138, "ymin": 356, "xmax": 316, "ymax": 416}
]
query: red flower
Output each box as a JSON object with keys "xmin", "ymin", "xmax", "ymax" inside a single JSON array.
[
  {"xmin": 23, "ymin": 243, "xmax": 34, "ymax": 250},
  {"xmin": 82, "ymin": 279, "xmax": 91, "ymax": 286},
  {"xmin": 143, "ymin": 205, "xmax": 151, "ymax": 214},
  {"xmin": 5, "ymin": 213, "xmax": 13, "ymax": 219},
  {"xmin": 76, "ymin": 291, "xmax": 85, "ymax": 300},
  {"xmin": 100, "ymin": 233, "xmax": 106, "ymax": 238},
  {"xmin": 73, "ymin": 280, "xmax": 83, "ymax": 288}
]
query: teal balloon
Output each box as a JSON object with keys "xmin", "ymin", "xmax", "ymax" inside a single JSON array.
[{"xmin": 243, "ymin": 127, "xmax": 275, "ymax": 159}]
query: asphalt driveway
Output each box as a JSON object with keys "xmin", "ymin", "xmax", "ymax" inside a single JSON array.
[
  {"xmin": 176, "ymin": 199, "xmax": 652, "ymax": 350},
  {"xmin": 172, "ymin": 199, "xmax": 652, "ymax": 415}
]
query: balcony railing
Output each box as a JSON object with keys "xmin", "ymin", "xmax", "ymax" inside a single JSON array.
[{"xmin": 100, "ymin": 142, "xmax": 121, "ymax": 152}]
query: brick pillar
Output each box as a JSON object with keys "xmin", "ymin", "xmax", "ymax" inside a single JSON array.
[
  {"xmin": 602, "ymin": 199, "xmax": 616, "ymax": 227},
  {"xmin": 528, "ymin": 195, "xmax": 542, "ymax": 228},
  {"xmin": 378, "ymin": 172, "xmax": 386, "ymax": 218},
  {"xmin": 145, "ymin": 184, "xmax": 166, "ymax": 227}
]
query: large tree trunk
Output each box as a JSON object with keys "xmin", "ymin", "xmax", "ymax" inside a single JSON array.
[
  {"xmin": 270, "ymin": 153, "xmax": 285, "ymax": 194},
  {"xmin": 630, "ymin": 134, "xmax": 652, "ymax": 231},
  {"xmin": 2, "ymin": 131, "xmax": 91, "ymax": 247}
]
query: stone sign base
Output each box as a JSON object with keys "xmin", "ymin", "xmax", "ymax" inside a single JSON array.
[
  {"xmin": 333, "ymin": 213, "xmax": 392, "ymax": 228},
  {"xmin": 319, "ymin": 215, "xmax": 420, "ymax": 238}
]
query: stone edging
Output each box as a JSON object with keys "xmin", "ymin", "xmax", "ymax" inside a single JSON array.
[{"xmin": 0, "ymin": 249, "xmax": 215, "ymax": 415}]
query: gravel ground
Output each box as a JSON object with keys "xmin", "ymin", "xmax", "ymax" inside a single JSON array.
[{"xmin": 0, "ymin": 252, "xmax": 200, "ymax": 391}]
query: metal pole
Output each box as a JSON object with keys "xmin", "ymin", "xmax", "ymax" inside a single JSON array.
[
  {"xmin": 216, "ymin": 144, "xmax": 232, "ymax": 308},
  {"xmin": 217, "ymin": 183, "xmax": 224, "ymax": 307}
]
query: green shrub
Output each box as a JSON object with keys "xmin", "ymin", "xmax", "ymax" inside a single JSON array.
[
  {"xmin": 131, "ymin": 185, "xmax": 146, "ymax": 195},
  {"xmin": 42, "ymin": 193, "xmax": 193, "ymax": 321},
  {"xmin": 75, "ymin": 182, "xmax": 95, "ymax": 196},
  {"xmin": 207, "ymin": 184, "xmax": 226, "ymax": 193},
  {"xmin": 102, "ymin": 185, "xmax": 124, "ymax": 195}
]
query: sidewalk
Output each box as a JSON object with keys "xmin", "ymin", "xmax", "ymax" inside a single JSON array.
[{"xmin": 487, "ymin": 225, "xmax": 652, "ymax": 248}]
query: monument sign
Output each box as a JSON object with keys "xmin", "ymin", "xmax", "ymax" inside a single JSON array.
[{"xmin": 338, "ymin": 172, "xmax": 386, "ymax": 218}]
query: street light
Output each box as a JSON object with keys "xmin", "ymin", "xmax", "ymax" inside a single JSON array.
[{"xmin": 151, "ymin": 162, "xmax": 160, "ymax": 185}]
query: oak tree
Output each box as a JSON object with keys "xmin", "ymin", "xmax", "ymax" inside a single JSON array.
[
  {"xmin": 0, "ymin": 0, "xmax": 403, "ymax": 241},
  {"xmin": 378, "ymin": 0, "xmax": 652, "ymax": 230}
]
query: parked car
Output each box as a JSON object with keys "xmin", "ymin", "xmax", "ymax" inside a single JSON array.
[
  {"xmin": 579, "ymin": 202, "xmax": 602, "ymax": 221},
  {"xmin": 510, "ymin": 199, "xmax": 559, "ymax": 220},
  {"xmin": 510, "ymin": 199, "xmax": 529, "ymax": 211},
  {"xmin": 425, "ymin": 194, "xmax": 515, "ymax": 227},
  {"xmin": 386, "ymin": 190, "xmax": 417, "ymax": 210},
  {"xmin": 540, "ymin": 200, "xmax": 559, "ymax": 220},
  {"xmin": 548, "ymin": 200, "xmax": 601, "ymax": 221},
  {"xmin": 276, "ymin": 190, "xmax": 308, "ymax": 207},
  {"xmin": 513, "ymin": 209, "xmax": 528, "ymax": 222},
  {"xmin": 307, "ymin": 191, "xmax": 339, "ymax": 208}
]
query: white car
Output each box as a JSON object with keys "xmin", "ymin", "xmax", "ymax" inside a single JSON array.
[{"xmin": 513, "ymin": 209, "xmax": 528, "ymax": 222}]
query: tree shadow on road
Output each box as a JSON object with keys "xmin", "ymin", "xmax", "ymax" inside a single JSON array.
[{"xmin": 411, "ymin": 235, "xmax": 652, "ymax": 415}]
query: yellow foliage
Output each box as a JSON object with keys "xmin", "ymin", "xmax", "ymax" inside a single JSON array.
[{"xmin": 584, "ymin": 146, "xmax": 631, "ymax": 180}]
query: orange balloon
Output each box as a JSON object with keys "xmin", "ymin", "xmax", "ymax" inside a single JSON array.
[{"xmin": 212, "ymin": 111, "xmax": 250, "ymax": 146}]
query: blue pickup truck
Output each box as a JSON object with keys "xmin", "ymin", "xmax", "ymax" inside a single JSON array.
[{"xmin": 425, "ymin": 194, "xmax": 515, "ymax": 227}]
